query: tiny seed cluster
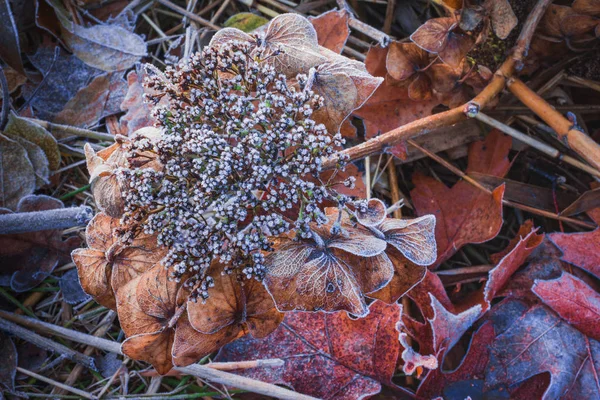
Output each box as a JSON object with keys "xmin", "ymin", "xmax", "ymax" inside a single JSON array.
[{"xmin": 117, "ymin": 41, "xmax": 355, "ymax": 298}]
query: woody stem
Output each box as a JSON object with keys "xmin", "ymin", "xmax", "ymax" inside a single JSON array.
[{"xmin": 321, "ymin": 0, "xmax": 553, "ymax": 170}]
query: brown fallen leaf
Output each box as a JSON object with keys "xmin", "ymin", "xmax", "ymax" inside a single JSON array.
[
  {"xmin": 117, "ymin": 263, "xmax": 180, "ymax": 374},
  {"xmin": 309, "ymin": 9, "xmax": 350, "ymax": 54},
  {"xmin": 0, "ymin": 195, "xmax": 81, "ymax": 292}
]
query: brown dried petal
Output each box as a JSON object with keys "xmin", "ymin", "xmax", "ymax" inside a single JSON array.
[
  {"xmin": 408, "ymin": 73, "xmax": 433, "ymax": 101},
  {"xmin": 136, "ymin": 264, "xmax": 178, "ymax": 321},
  {"xmin": 265, "ymin": 249, "xmax": 368, "ymax": 316},
  {"xmin": 379, "ymin": 214, "xmax": 437, "ymax": 266},
  {"xmin": 310, "ymin": 60, "xmax": 382, "ymax": 134},
  {"xmin": 438, "ymin": 32, "xmax": 474, "ymax": 68},
  {"xmin": 172, "ymin": 312, "xmax": 245, "ymax": 367},
  {"xmin": 116, "ymin": 274, "xmax": 164, "ymax": 337},
  {"xmin": 573, "ymin": 0, "xmax": 600, "ymax": 17},
  {"xmin": 72, "ymin": 248, "xmax": 115, "ymax": 309},
  {"xmin": 386, "ymin": 42, "xmax": 429, "ymax": 81},
  {"xmin": 410, "ymin": 17, "xmax": 457, "ymax": 54},
  {"xmin": 121, "ymin": 329, "xmax": 175, "ymax": 375},
  {"xmin": 210, "ymin": 14, "xmax": 326, "ymax": 77},
  {"xmin": 331, "ymin": 249, "xmax": 393, "ymax": 294},
  {"xmin": 355, "ymin": 198, "xmax": 387, "ymax": 227},
  {"xmin": 367, "ymin": 248, "xmax": 426, "ymax": 304}
]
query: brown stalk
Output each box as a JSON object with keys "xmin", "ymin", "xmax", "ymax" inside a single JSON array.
[
  {"xmin": 322, "ymin": 0, "xmax": 553, "ymax": 169},
  {"xmin": 507, "ymin": 78, "xmax": 600, "ymax": 171}
]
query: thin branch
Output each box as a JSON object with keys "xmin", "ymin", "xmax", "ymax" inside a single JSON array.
[
  {"xmin": 0, "ymin": 66, "xmax": 10, "ymax": 130},
  {"xmin": 25, "ymin": 118, "xmax": 115, "ymax": 141},
  {"xmin": 322, "ymin": 0, "xmax": 553, "ymax": 169},
  {"xmin": 0, "ymin": 311, "xmax": 309, "ymax": 400},
  {"xmin": 0, "ymin": 317, "xmax": 98, "ymax": 371},
  {"xmin": 0, "ymin": 205, "xmax": 93, "ymax": 234},
  {"xmin": 17, "ymin": 367, "xmax": 97, "ymax": 400}
]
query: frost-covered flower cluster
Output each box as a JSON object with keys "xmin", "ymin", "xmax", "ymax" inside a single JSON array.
[{"xmin": 117, "ymin": 41, "xmax": 354, "ymax": 296}]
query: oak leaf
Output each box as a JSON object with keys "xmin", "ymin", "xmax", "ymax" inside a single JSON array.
[
  {"xmin": 216, "ymin": 301, "xmax": 403, "ymax": 400},
  {"xmin": 549, "ymin": 227, "xmax": 600, "ymax": 279},
  {"xmin": 411, "ymin": 129, "xmax": 511, "ymax": 267}
]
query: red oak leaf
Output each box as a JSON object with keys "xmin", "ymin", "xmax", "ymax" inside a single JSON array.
[
  {"xmin": 416, "ymin": 322, "xmax": 495, "ymax": 399},
  {"xmin": 533, "ymin": 272, "xmax": 600, "ymax": 341},
  {"xmin": 549, "ymin": 228, "xmax": 600, "ymax": 279},
  {"xmin": 484, "ymin": 301, "xmax": 600, "ymax": 399},
  {"xmin": 410, "ymin": 129, "xmax": 511, "ymax": 267},
  {"xmin": 215, "ymin": 301, "xmax": 407, "ymax": 400}
]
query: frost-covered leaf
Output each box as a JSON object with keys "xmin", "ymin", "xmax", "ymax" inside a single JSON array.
[
  {"xmin": 379, "ymin": 214, "xmax": 437, "ymax": 265},
  {"xmin": 55, "ymin": 72, "xmax": 127, "ymax": 127},
  {"xmin": 309, "ymin": 9, "xmax": 350, "ymax": 54},
  {"xmin": 223, "ymin": 12, "xmax": 268, "ymax": 32},
  {"xmin": 4, "ymin": 113, "xmax": 60, "ymax": 170},
  {"xmin": 23, "ymin": 46, "xmax": 101, "ymax": 119},
  {"xmin": 63, "ymin": 24, "xmax": 147, "ymax": 72},
  {"xmin": 216, "ymin": 301, "xmax": 402, "ymax": 400},
  {"xmin": 210, "ymin": 13, "xmax": 327, "ymax": 77}
]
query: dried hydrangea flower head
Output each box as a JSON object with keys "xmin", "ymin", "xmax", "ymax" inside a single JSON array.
[
  {"xmin": 73, "ymin": 13, "xmax": 439, "ymax": 374},
  {"xmin": 117, "ymin": 38, "xmax": 362, "ymax": 299}
]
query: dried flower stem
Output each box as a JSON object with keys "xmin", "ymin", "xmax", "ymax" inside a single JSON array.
[
  {"xmin": 0, "ymin": 317, "xmax": 98, "ymax": 371},
  {"xmin": 0, "ymin": 66, "xmax": 9, "ymax": 130},
  {"xmin": 24, "ymin": 118, "xmax": 115, "ymax": 141},
  {"xmin": 18, "ymin": 367, "xmax": 97, "ymax": 399},
  {"xmin": 507, "ymin": 78, "xmax": 600, "ymax": 171},
  {"xmin": 0, "ymin": 205, "xmax": 93, "ymax": 234},
  {"xmin": 407, "ymin": 139, "xmax": 596, "ymax": 230},
  {"xmin": 322, "ymin": 0, "xmax": 553, "ymax": 169}
]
